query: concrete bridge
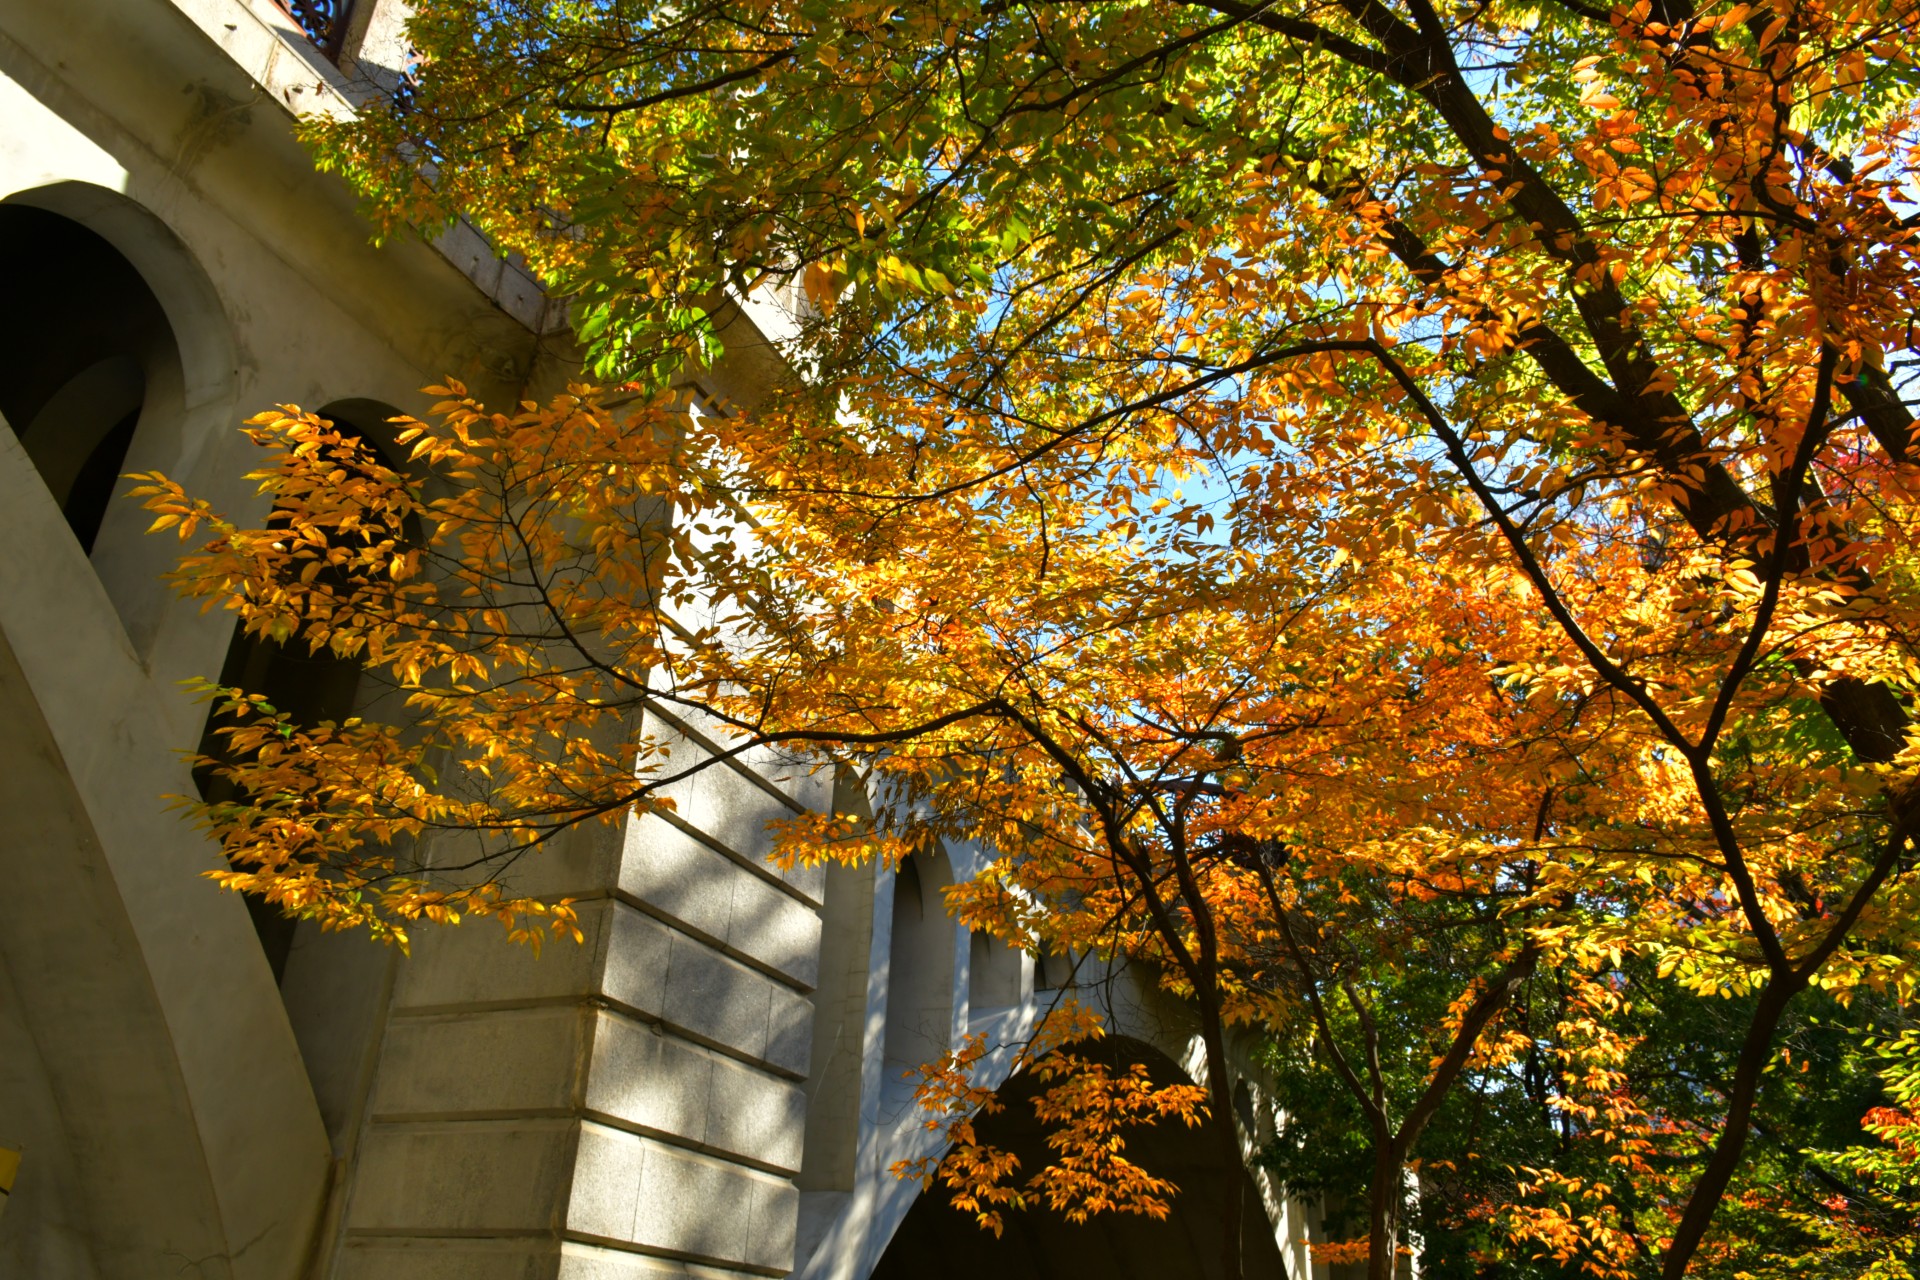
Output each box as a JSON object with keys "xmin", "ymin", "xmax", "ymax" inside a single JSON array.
[{"xmin": 0, "ymin": 2, "xmax": 1339, "ymax": 1275}]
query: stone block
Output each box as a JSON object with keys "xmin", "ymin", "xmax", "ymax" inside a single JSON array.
[
  {"xmin": 602, "ymin": 904, "xmax": 674, "ymax": 1016},
  {"xmin": 637, "ymin": 726, "xmax": 715, "ymax": 816},
  {"xmin": 643, "ymin": 721, "xmax": 826, "ymax": 905},
  {"xmin": 703, "ymin": 1055, "xmax": 805, "ymax": 1174},
  {"xmin": 764, "ymin": 986, "xmax": 814, "ymax": 1079},
  {"xmin": 630, "ymin": 1140, "xmax": 755, "ymax": 1265},
  {"xmin": 335, "ymin": 1238, "xmax": 559, "ymax": 1280},
  {"xmin": 745, "ymin": 1174, "xmax": 801, "ymax": 1272},
  {"xmin": 433, "ymin": 219, "xmax": 505, "ymax": 295},
  {"xmin": 499, "ymin": 263, "xmax": 547, "ymax": 331},
  {"xmin": 620, "ymin": 814, "xmax": 736, "ymax": 943},
  {"xmin": 776, "ymin": 857, "xmax": 827, "ymax": 906},
  {"xmin": 568, "ymin": 1121, "xmax": 645, "ymax": 1240},
  {"xmin": 687, "ymin": 768, "xmax": 824, "ymax": 904},
  {"xmin": 746, "ymin": 744, "xmax": 833, "ymax": 813},
  {"xmin": 488, "ymin": 818, "xmax": 622, "ymax": 900},
  {"xmin": 603, "ymin": 909, "xmax": 805, "ymax": 1072},
  {"xmin": 660, "ymin": 931, "xmax": 774, "ymax": 1059},
  {"xmin": 347, "ymin": 1119, "xmax": 576, "ymax": 1232},
  {"xmin": 206, "ymin": 6, "xmax": 284, "ymax": 82},
  {"xmin": 396, "ymin": 898, "xmax": 608, "ymax": 1008},
  {"xmin": 371, "ymin": 1005, "xmax": 588, "ymax": 1117},
  {"xmin": 555, "ymin": 1242, "xmax": 769, "ymax": 1280},
  {"xmin": 555, "ymin": 1242, "xmax": 707, "ymax": 1280},
  {"xmin": 725, "ymin": 872, "xmax": 822, "ymax": 989},
  {"xmin": 587, "ymin": 1011, "xmax": 803, "ymax": 1171},
  {"xmin": 622, "ymin": 807, "xmax": 825, "ymax": 986},
  {"xmin": 585, "ymin": 1012, "xmax": 706, "ymax": 1142}
]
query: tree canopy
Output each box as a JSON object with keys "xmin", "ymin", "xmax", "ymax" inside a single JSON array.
[{"xmin": 136, "ymin": 0, "xmax": 1920, "ymax": 1275}]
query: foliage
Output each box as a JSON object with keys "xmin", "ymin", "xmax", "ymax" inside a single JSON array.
[
  {"xmin": 897, "ymin": 1004, "xmax": 1212, "ymax": 1234},
  {"xmin": 140, "ymin": 0, "xmax": 1920, "ymax": 1275},
  {"xmin": 1265, "ymin": 959, "xmax": 1919, "ymax": 1278},
  {"xmin": 1783, "ymin": 1026, "xmax": 1920, "ymax": 1276}
]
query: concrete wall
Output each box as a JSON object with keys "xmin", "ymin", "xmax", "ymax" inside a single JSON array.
[
  {"xmin": 326, "ymin": 720, "xmax": 831, "ymax": 1279},
  {"xmin": 0, "ymin": 0, "xmax": 533, "ymax": 1275}
]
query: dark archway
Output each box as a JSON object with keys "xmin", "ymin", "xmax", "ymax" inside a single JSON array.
[
  {"xmin": 0, "ymin": 204, "xmax": 179, "ymax": 554},
  {"xmin": 192, "ymin": 398, "xmax": 410, "ymax": 982},
  {"xmin": 873, "ymin": 1037, "xmax": 1290, "ymax": 1280},
  {"xmin": 184, "ymin": 399, "xmax": 416, "ymax": 1154},
  {"xmin": 884, "ymin": 845, "xmax": 957, "ymax": 1088}
]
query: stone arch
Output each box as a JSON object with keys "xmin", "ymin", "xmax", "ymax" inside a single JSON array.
[
  {"xmin": 1034, "ymin": 942, "xmax": 1078, "ymax": 990},
  {"xmin": 0, "ymin": 182, "xmax": 233, "ymax": 408},
  {"xmin": 883, "ymin": 843, "xmax": 958, "ymax": 1091},
  {"xmin": 190, "ymin": 396, "xmax": 416, "ymax": 1153},
  {"xmin": 799, "ymin": 772, "xmax": 879, "ymax": 1191},
  {"xmin": 193, "ymin": 395, "xmax": 418, "ymax": 747},
  {"xmin": 0, "ymin": 180, "xmax": 327, "ymax": 1280},
  {"xmin": 191, "ymin": 397, "xmax": 411, "ymax": 975},
  {"xmin": 968, "ymin": 927, "xmax": 1024, "ymax": 1017},
  {"xmin": 0, "ymin": 203, "xmax": 176, "ymax": 555},
  {"xmin": 1234, "ymin": 1078, "xmax": 1261, "ymax": 1143},
  {"xmin": 189, "ymin": 393, "xmax": 417, "ymax": 746},
  {"xmin": 317, "ymin": 395, "xmax": 416, "ymax": 459},
  {"xmin": 871, "ymin": 1035, "xmax": 1289, "ymax": 1280},
  {"xmin": 0, "ymin": 181, "xmax": 237, "ymax": 651},
  {"xmin": 0, "ymin": 626, "xmax": 235, "ymax": 1279},
  {"xmin": 308, "ymin": 397, "xmax": 426, "ymax": 727}
]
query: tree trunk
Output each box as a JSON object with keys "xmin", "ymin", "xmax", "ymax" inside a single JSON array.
[
  {"xmin": 1660, "ymin": 978, "xmax": 1802, "ymax": 1277},
  {"xmin": 1368, "ymin": 1138, "xmax": 1403, "ymax": 1280}
]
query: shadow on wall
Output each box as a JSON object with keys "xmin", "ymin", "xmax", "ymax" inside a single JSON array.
[{"xmin": 871, "ymin": 1036, "xmax": 1289, "ymax": 1280}]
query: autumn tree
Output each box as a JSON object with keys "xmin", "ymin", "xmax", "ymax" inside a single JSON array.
[
  {"xmin": 147, "ymin": 387, "xmax": 1576, "ymax": 1276},
  {"xmin": 138, "ymin": 0, "xmax": 1920, "ymax": 1276}
]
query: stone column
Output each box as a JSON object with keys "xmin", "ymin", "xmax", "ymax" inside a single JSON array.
[{"xmin": 328, "ymin": 709, "xmax": 828, "ymax": 1280}]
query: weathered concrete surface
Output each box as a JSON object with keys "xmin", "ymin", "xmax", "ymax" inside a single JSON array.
[{"xmin": 0, "ymin": 0, "xmax": 534, "ymax": 1273}]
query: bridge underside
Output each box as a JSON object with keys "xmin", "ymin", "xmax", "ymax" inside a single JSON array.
[{"xmin": 872, "ymin": 1039, "xmax": 1290, "ymax": 1280}]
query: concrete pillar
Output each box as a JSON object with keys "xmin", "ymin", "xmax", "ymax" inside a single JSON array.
[{"xmin": 327, "ymin": 711, "xmax": 829, "ymax": 1280}]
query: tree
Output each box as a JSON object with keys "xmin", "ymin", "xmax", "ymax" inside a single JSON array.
[
  {"xmin": 1792, "ymin": 1025, "xmax": 1920, "ymax": 1277},
  {"xmin": 137, "ymin": 0, "xmax": 1920, "ymax": 1276},
  {"xmin": 144, "ymin": 387, "xmax": 1572, "ymax": 1277}
]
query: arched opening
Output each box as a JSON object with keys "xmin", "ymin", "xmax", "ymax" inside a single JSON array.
[
  {"xmin": 872, "ymin": 1037, "xmax": 1289, "ymax": 1280},
  {"xmin": 883, "ymin": 846, "xmax": 956, "ymax": 1092},
  {"xmin": 800, "ymin": 772, "xmax": 878, "ymax": 1196},
  {"xmin": 190, "ymin": 400, "xmax": 412, "ymax": 1152},
  {"xmin": 0, "ymin": 205, "xmax": 179, "ymax": 555},
  {"xmin": 193, "ymin": 631, "xmax": 363, "ymax": 981},
  {"xmin": 0, "ymin": 185, "xmax": 327, "ymax": 1273},
  {"xmin": 969, "ymin": 928, "xmax": 1023, "ymax": 1016},
  {"xmin": 191, "ymin": 400, "xmax": 410, "ymax": 982},
  {"xmin": 1234, "ymin": 1080, "xmax": 1260, "ymax": 1143},
  {"xmin": 1034, "ymin": 943, "xmax": 1077, "ymax": 991}
]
